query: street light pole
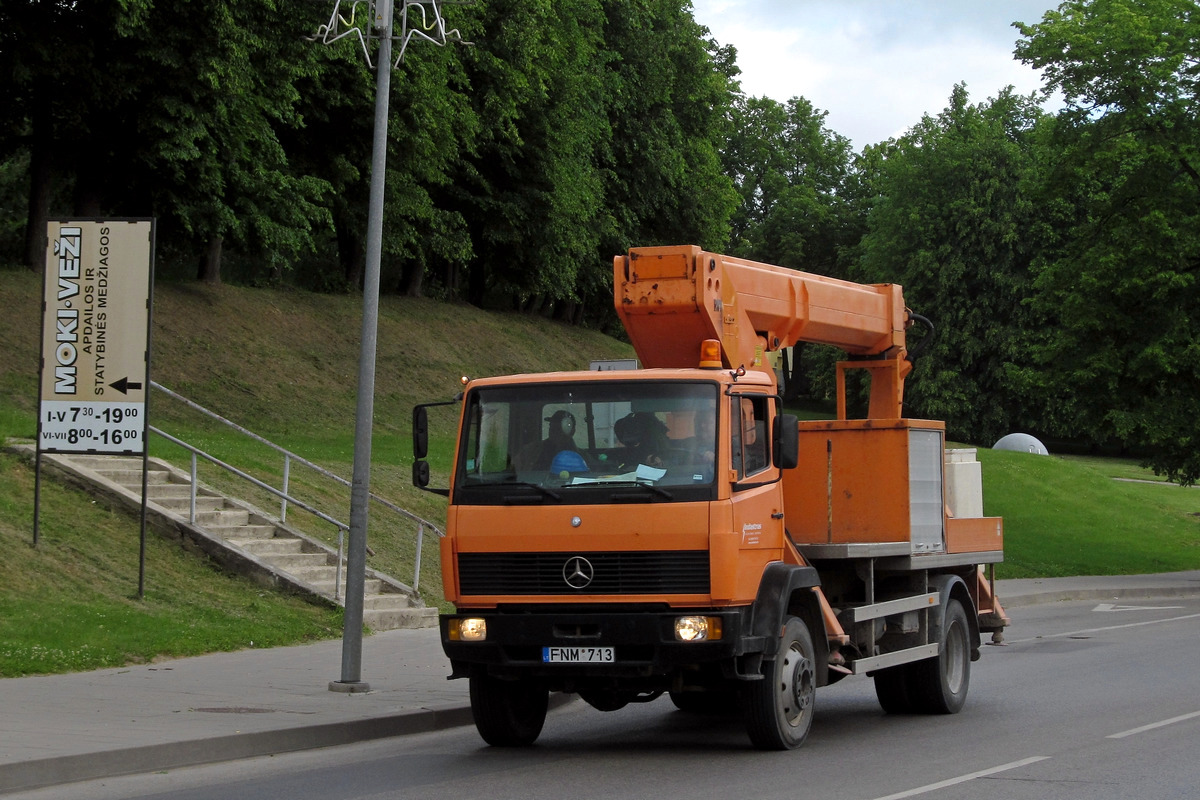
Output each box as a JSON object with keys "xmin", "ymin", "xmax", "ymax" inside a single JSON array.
[
  {"xmin": 310, "ymin": 0, "xmax": 470, "ymax": 694},
  {"xmin": 329, "ymin": 4, "xmax": 393, "ymax": 695}
]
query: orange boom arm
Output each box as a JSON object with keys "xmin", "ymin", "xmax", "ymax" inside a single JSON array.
[{"xmin": 614, "ymin": 245, "xmax": 912, "ymax": 418}]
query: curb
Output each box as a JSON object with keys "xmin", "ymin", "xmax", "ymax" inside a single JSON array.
[
  {"xmin": 1001, "ymin": 584, "xmax": 1200, "ymax": 609},
  {"xmin": 0, "ymin": 704, "xmax": 464, "ymax": 795},
  {"xmin": 0, "ymin": 694, "xmax": 577, "ymax": 794}
]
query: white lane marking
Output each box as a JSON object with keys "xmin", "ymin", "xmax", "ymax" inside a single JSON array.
[
  {"xmin": 1108, "ymin": 711, "xmax": 1200, "ymax": 739},
  {"xmin": 868, "ymin": 757, "xmax": 1051, "ymax": 800},
  {"xmin": 1093, "ymin": 603, "xmax": 1184, "ymax": 612},
  {"xmin": 1005, "ymin": 612, "xmax": 1200, "ymax": 644}
]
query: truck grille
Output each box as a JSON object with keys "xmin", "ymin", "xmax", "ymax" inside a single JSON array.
[{"xmin": 458, "ymin": 551, "xmax": 710, "ymax": 595}]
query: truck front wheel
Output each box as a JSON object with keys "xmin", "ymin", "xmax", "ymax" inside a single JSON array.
[
  {"xmin": 745, "ymin": 616, "xmax": 816, "ymax": 750},
  {"xmin": 469, "ymin": 674, "xmax": 549, "ymax": 746}
]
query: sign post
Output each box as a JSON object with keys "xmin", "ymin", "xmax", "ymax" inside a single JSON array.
[{"xmin": 36, "ymin": 219, "xmax": 155, "ymax": 594}]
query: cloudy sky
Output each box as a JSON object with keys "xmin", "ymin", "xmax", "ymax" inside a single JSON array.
[{"xmin": 691, "ymin": 0, "xmax": 1061, "ymax": 150}]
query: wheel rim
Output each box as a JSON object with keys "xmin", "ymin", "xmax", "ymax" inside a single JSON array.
[
  {"xmin": 944, "ymin": 619, "xmax": 966, "ymax": 695},
  {"xmin": 779, "ymin": 641, "xmax": 815, "ymax": 727}
]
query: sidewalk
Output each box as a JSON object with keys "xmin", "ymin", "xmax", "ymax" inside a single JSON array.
[{"xmin": 3, "ymin": 572, "xmax": 1199, "ymax": 794}]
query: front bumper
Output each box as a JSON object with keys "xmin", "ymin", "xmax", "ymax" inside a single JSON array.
[{"xmin": 441, "ymin": 606, "xmax": 763, "ymax": 684}]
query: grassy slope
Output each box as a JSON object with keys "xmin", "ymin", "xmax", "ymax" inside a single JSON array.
[
  {"xmin": 2, "ymin": 266, "xmax": 1198, "ymax": 675},
  {"xmin": 979, "ymin": 448, "xmax": 1200, "ymax": 578},
  {"xmin": 0, "ymin": 268, "xmax": 634, "ymax": 676}
]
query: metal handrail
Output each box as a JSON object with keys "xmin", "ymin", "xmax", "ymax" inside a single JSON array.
[
  {"xmin": 149, "ymin": 426, "xmax": 351, "ymax": 599},
  {"xmin": 148, "ymin": 382, "xmax": 443, "ymax": 592}
]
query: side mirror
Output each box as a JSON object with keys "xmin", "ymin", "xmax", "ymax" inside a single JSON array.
[
  {"xmin": 412, "ymin": 406, "xmax": 429, "ymax": 459},
  {"xmin": 773, "ymin": 413, "xmax": 799, "ymax": 470},
  {"xmin": 412, "ymin": 459, "xmax": 431, "ymax": 488}
]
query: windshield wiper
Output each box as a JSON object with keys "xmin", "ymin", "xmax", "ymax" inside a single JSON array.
[
  {"xmin": 609, "ymin": 481, "xmax": 674, "ymax": 501},
  {"xmin": 495, "ymin": 481, "xmax": 561, "ymax": 502}
]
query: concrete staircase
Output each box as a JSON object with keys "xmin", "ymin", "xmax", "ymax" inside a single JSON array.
[{"xmin": 25, "ymin": 449, "xmax": 437, "ymax": 631}]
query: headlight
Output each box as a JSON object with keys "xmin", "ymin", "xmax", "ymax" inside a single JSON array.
[
  {"xmin": 675, "ymin": 616, "xmax": 722, "ymax": 642},
  {"xmin": 449, "ymin": 618, "xmax": 487, "ymax": 641}
]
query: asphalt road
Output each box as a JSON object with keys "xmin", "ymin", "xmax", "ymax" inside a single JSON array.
[{"xmin": 14, "ymin": 598, "xmax": 1200, "ymax": 800}]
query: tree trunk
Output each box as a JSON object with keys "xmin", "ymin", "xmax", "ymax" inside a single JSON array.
[
  {"xmin": 467, "ymin": 264, "xmax": 487, "ymax": 307},
  {"xmin": 23, "ymin": 89, "xmax": 53, "ymax": 272},
  {"xmin": 72, "ymin": 155, "xmax": 103, "ymax": 218},
  {"xmin": 199, "ymin": 235, "xmax": 223, "ymax": 284},
  {"xmin": 336, "ymin": 209, "xmax": 364, "ymax": 290},
  {"xmin": 783, "ymin": 345, "xmax": 808, "ymax": 400},
  {"xmin": 402, "ymin": 257, "xmax": 426, "ymax": 297}
]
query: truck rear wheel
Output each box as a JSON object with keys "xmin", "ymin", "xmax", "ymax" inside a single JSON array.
[
  {"xmin": 911, "ymin": 598, "xmax": 971, "ymax": 714},
  {"xmin": 469, "ymin": 674, "xmax": 548, "ymax": 746},
  {"xmin": 745, "ymin": 616, "xmax": 816, "ymax": 750},
  {"xmin": 873, "ymin": 664, "xmax": 915, "ymax": 714}
]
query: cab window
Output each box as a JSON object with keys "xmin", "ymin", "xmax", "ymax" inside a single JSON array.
[{"xmin": 731, "ymin": 396, "xmax": 768, "ymax": 480}]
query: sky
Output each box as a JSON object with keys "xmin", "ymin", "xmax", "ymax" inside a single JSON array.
[{"xmin": 690, "ymin": 1, "xmax": 1061, "ymax": 150}]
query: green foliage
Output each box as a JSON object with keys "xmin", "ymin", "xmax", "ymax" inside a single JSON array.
[
  {"xmin": 1015, "ymin": 0, "xmax": 1200, "ymax": 483},
  {"xmin": 2, "ymin": 0, "xmax": 1199, "ymax": 480},
  {"xmin": 854, "ymin": 85, "xmax": 1047, "ymax": 443},
  {"xmin": 725, "ymin": 96, "xmax": 853, "ymax": 274},
  {"xmin": 0, "ymin": 1, "xmax": 736, "ymax": 310}
]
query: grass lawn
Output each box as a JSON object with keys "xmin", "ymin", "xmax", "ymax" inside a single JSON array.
[{"xmin": 980, "ymin": 448, "xmax": 1200, "ymax": 578}]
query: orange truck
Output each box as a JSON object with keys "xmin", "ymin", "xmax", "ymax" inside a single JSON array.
[{"xmin": 412, "ymin": 245, "xmax": 1008, "ymax": 750}]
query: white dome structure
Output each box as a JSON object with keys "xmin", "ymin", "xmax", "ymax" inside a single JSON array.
[{"xmin": 992, "ymin": 433, "xmax": 1049, "ymax": 455}]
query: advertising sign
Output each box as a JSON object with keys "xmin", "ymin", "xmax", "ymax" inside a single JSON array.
[{"xmin": 39, "ymin": 219, "xmax": 154, "ymax": 455}]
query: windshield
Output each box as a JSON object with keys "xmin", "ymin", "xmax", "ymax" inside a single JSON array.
[{"xmin": 454, "ymin": 380, "xmax": 719, "ymax": 504}]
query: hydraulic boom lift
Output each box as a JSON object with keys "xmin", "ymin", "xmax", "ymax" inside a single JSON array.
[{"xmin": 414, "ymin": 245, "xmax": 1009, "ymax": 749}]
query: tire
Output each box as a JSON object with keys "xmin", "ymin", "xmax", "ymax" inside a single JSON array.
[
  {"xmin": 873, "ymin": 664, "xmax": 915, "ymax": 715},
  {"xmin": 911, "ymin": 598, "xmax": 971, "ymax": 714},
  {"xmin": 744, "ymin": 616, "xmax": 817, "ymax": 750},
  {"xmin": 469, "ymin": 674, "xmax": 549, "ymax": 746}
]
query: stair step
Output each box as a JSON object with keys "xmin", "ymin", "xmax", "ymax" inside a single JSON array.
[
  {"xmin": 287, "ymin": 565, "xmax": 340, "ymax": 582},
  {"xmin": 228, "ymin": 537, "xmax": 304, "ymax": 556},
  {"xmin": 363, "ymin": 592, "xmax": 418, "ymax": 610},
  {"xmin": 363, "ymin": 606, "xmax": 438, "ymax": 631},
  {"xmin": 306, "ymin": 578, "xmax": 383, "ymax": 595},
  {"xmin": 69, "ymin": 455, "xmax": 144, "ymax": 471},
  {"xmin": 152, "ymin": 496, "xmax": 226, "ymax": 514},
  {"xmin": 194, "ymin": 508, "xmax": 251, "ymax": 527},
  {"xmin": 97, "ymin": 468, "xmax": 171, "ymax": 486},
  {"xmin": 261, "ymin": 552, "xmax": 331, "ymax": 570},
  {"xmin": 145, "ymin": 484, "xmax": 214, "ymax": 501},
  {"xmin": 205, "ymin": 524, "xmax": 278, "ymax": 539}
]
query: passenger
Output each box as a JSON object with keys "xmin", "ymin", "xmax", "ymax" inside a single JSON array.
[
  {"xmin": 517, "ymin": 410, "xmax": 580, "ymax": 472},
  {"xmin": 680, "ymin": 413, "xmax": 716, "ymax": 466},
  {"xmin": 614, "ymin": 412, "xmax": 669, "ymax": 470}
]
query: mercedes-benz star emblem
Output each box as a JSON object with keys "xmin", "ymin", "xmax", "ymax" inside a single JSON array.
[{"xmin": 562, "ymin": 556, "xmax": 594, "ymax": 589}]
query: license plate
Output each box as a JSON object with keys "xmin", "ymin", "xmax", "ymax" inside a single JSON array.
[{"xmin": 542, "ymin": 646, "xmax": 615, "ymax": 663}]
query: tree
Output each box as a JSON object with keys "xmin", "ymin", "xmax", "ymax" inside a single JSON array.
[
  {"xmin": 1015, "ymin": 0, "xmax": 1200, "ymax": 482},
  {"xmin": 439, "ymin": 0, "xmax": 610, "ymax": 313},
  {"xmin": 725, "ymin": 95, "xmax": 853, "ymax": 274},
  {"xmin": 1, "ymin": 0, "xmax": 334, "ymax": 282},
  {"xmin": 854, "ymin": 85, "xmax": 1047, "ymax": 443}
]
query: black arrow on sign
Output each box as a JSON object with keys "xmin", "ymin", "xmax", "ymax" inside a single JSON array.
[{"xmin": 110, "ymin": 377, "xmax": 143, "ymax": 395}]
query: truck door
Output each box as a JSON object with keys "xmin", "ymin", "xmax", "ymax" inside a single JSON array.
[{"xmin": 727, "ymin": 394, "xmax": 786, "ymax": 601}]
